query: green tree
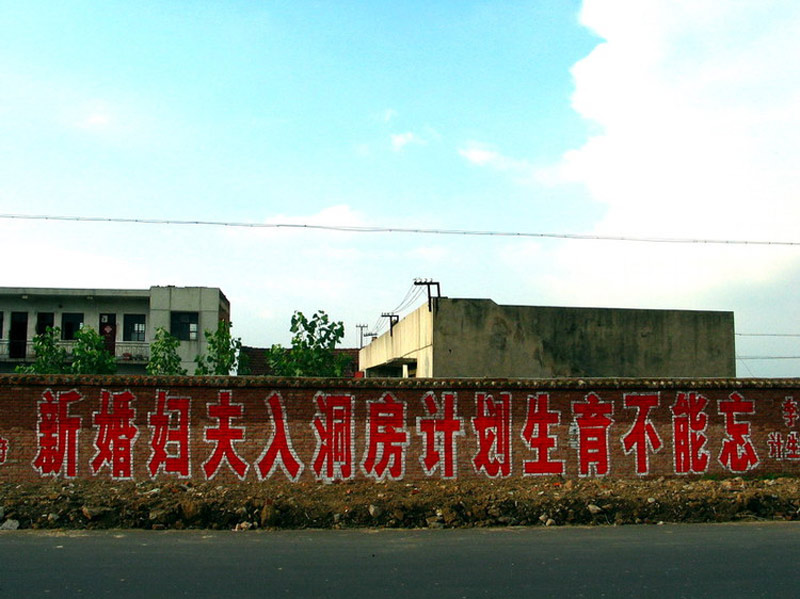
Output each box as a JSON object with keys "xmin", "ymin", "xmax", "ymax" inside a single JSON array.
[
  {"xmin": 15, "ymin": 326, "xmax": 69, "ymax": 374},
  {"xmin": 70, "ymin": 326, "xmax": 117, "ymax": 374},
  {"xmin": 267, "ymin": 310, "xmax": 349, "ymax": 377},
  {"xmin": 147, "ymin": 327, "xmax": 188, "ymax": 375},
  {"xmin": 195, "ymin": 320, "xmax": 247, "ymax": 375}
]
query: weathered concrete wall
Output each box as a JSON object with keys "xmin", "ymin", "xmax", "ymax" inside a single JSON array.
[
  {"xmin": 359, "ymin": 305, "xmax": 434, "ymax": 377},
  {"xmin": 149, "ymin": 286, "xmax": 229, "ymax": 372},
  {"xmin": 431, "ymin": 299, "xmax": 735, "ymax": 378},
  {"xmin": 0, "ymin": 374, "xmax": 796, "ymax": 484}
]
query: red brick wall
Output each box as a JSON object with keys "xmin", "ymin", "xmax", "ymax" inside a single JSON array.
[{"xmin": 1, "ymin": 374, "xmax": 799, "ymax": 483}]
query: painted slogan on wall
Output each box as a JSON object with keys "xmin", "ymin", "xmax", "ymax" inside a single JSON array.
[{"xmin": 1, "ymin": 380, "xmax": 798, "ymax": 482}]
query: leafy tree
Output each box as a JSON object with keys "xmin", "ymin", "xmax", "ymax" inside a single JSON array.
[
  {"xmin": 195, "ymin": 320, "xmax": 247, "ymax": 375},
  {"xmin": 267, "ymin": 310, "xmax": 350, "ymax": 377},
  {"xmin": 147, "ymin": 327, "xmax": 188, "ymax": 375},
  {"xmin": 70, "ymin": 326, "xmax": 117, "ymax": 374},
  {"xmin": 15, "ymin": 326, "xmax": 68, "ymax": 374}
]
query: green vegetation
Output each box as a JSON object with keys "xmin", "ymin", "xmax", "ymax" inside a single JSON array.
[
  {"xmin": 70, "ymin": 326, "xmax": 117, "ymax": 374},
  {"xmin": 267, "ymin": 310, "xmax": 349, "ymax": 377},
  {"xmin": 194, "ymin": 320, "xmax": 247, "ymax": 375},
  {"xmin": 146, "ymin": 327, "xmax": 188, "ymax": 376},
  {"xmin": 14, "ymin": 326, "xmax": 68, "ymax": 374},
  {"xmin": 16, "ymin": 325, "xmax": 116, "ymax": 374}
]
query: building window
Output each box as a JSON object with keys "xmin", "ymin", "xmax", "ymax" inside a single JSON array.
[
  {"xmin": 62, "ymin": 313, "xmax": 84, "ymax": 340},
  {"xmin": 171, "ymin": 311, "xmax": 199, "ymax": 341},
  {"xmin": 36, "ymin": 312, "xmax": 55, "ymax": 336},
  {"xmin": 123, "ymin": 314, "xmax": 146, "ymax": 342},
  {"xmin": 0, "ymin": 312, "xmax": 3, "ymax": 339}
]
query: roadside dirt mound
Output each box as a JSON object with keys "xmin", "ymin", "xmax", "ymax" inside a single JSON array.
[{"xmin": 1, "ymin": 477, "xmax": 799, "ymax": 531}]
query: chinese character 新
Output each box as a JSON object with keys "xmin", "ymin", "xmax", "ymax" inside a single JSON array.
[{"xmin": 32, "ymin": 389, "xmax": 83, "ymax": 478}]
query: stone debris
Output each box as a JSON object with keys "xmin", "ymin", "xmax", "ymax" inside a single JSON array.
[
  {"xmin": 0, "ymin": 519, "xmax": 20, "ymax": 531},
  {"xmin": 1, "ymin": 477, "xmax": 800, "ymax": 530}
]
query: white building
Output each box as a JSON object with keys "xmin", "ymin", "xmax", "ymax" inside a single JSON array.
[{"xmin": 0, "ymin": 286, "xmax": 229, "ymax": 374}]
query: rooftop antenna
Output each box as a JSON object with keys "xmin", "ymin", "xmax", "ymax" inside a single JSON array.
[{"xmin": 414, "ymin": 278, "xmax": 441, "ymax": 311}]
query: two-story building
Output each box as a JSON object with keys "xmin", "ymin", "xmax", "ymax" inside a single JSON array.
[{"xmin": 0, "ymin": 286, "xmax": 229, "ymax": 374}]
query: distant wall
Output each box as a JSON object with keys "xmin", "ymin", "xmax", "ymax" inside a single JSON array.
[
  {"xmin": 432, "ymin": 299, "xmax": 735, "ymax": 378},
  {"xmin": 359, "ymin": 306, "xmax": 434, "ymax": 377},
  {"xmin": 1, "ymin": 374, "xmax": 797, "ymax": 483}
]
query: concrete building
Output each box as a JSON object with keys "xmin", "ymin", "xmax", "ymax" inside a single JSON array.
[
  {"xmin": 0, "ymin": 286, "xmax": 229, "ymax": 374},
  {"xmin": 359, "ymin": 298, "xmax": 736, "ymax": 378}
]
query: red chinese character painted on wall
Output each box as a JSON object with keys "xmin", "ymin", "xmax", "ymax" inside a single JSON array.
[
  {"xmin": 621, "ymin": 393, "xmax": 663, "ymax": 475},
  {"xmin": 256, "ymin": 392, "xmax": 304, "ymax": 482},
  {"xmin": 782, "ymin": 397, "xmax": 798, "ymax": 428},
  {"xmin": 572, "ymin": 393, "xmax": 614, "ymax": 477},
  {"xmin": 671, "ymin": 392, "xmax": 710, "ymax": 475},
  {"xmin": 786, "ymin": 431, "xmax": 800, "ymax": 460},
  {"xmin": 91, "ymin": 389, "xmax": 139, "ymax": 479},
  {"xmin": 768, "ymin": 432, "xmax": 784, "ymax": 460},
  {"xmin": 718, "ymin": 392, "xmax": 759, "ymax": 473},
  {"xmin": 472, "ymin": 392, "xmax": 512, "ymax": 478},
  {"xmin": 147, "ymin": 390, "xmax": 191, "ymax": 478},
  {"xmin": 520, "ymin": 393, "xmax": 564, "ymax": 476},
  {"xmin": 202, "ymin": 390, "xmax": 249, "ymax": 480},
  {"xmin": 311, "ymin": 393, "xmax": 355, "ymax": 482},
  {"xmin": 0, "ymin": 437, "xmax": 7, "ymax": 465},
  {"xmin": 362, "ymin": 393, "xmax": 408, "ymax": 481},
  {"xmin": 32, "ymin": 389, "xmax": 83, "ymax": 478},
  {"xmin": 416, "ymin": 392, "xmax": 464, "ymax": 479}
]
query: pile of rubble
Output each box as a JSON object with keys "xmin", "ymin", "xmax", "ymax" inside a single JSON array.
[{"xmin": 2, "ymin": 477, "xmax": 798, "ymax": 531}]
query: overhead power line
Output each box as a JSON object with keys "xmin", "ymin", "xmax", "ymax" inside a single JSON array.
[
  {"xmin": 737, "ymin": 356, "xmax": 800, "ymax": 360},
  {"xmin": 736, "ymin": 333, "xmax": 800, "ymax": 337},
  {"xmin": 2, "ymin": 213, "xmax": 800, "ymax": 247}
]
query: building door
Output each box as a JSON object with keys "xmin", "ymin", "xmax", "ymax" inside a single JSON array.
[
  {"xmin": 9, "ymin": 312, "xmax": 28, "ymax": 359},
  {"xmin": 100, "ymin": 313, "xmax": 116, "ymax": 355}
]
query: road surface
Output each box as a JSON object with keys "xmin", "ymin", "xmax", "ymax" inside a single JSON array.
[{"xmin": 0, "ymin": 522, "xmax": 797, "ymax": 598}]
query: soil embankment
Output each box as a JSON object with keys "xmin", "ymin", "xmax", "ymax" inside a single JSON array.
[{"xmin": 2, "ymin": 477, "xmax": 799, "ymax": 530}]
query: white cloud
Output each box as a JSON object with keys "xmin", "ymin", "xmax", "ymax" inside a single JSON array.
[
  {"xmin": 390, "ymin": 127, "xmax": 439, "ymax": 151},
  {"xmin": 390, "ymin": 131, "xmax": 424, "ymax": 151},
  {"xmin": 534, "ymin": 0, "xmax": 800, "ymax": 304},
  {"xmin": 459, "ymin": 142, "xmax": 528, "ymax": 172},
  {"xmin": 563, "ymin": 0, "xmax": 800, "ymax": 241}
]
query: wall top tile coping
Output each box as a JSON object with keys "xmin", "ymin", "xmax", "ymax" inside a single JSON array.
[{"xmin": 2, "ymin": 373, "xmax": 800, "ymax": 391}]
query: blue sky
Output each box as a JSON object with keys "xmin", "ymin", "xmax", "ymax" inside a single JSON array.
[{"xmin": 2, "ymin": 1, "xmax": 800, "ymax": 376}]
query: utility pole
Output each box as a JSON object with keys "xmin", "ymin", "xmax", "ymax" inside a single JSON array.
[
  {"xmin": 381, "ymin": 313, "xmax": 400, "ymax": 336},
  {"xmin": 356, "ymin": 324, "xmax": 369, "ymax": 348},
  {"xmin": 414, "ymin": 278, "xmax": 441, "ymax": 311}
]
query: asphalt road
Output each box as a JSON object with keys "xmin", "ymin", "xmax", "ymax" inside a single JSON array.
[{"xmin": 1, "ymin": 522, "xmax": 798, "ymax": 598}]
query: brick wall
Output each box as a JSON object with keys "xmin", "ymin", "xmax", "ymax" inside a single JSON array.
[{"xmin": 1, "ymin": 374, "xmax": 799, "ymax": 483}]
